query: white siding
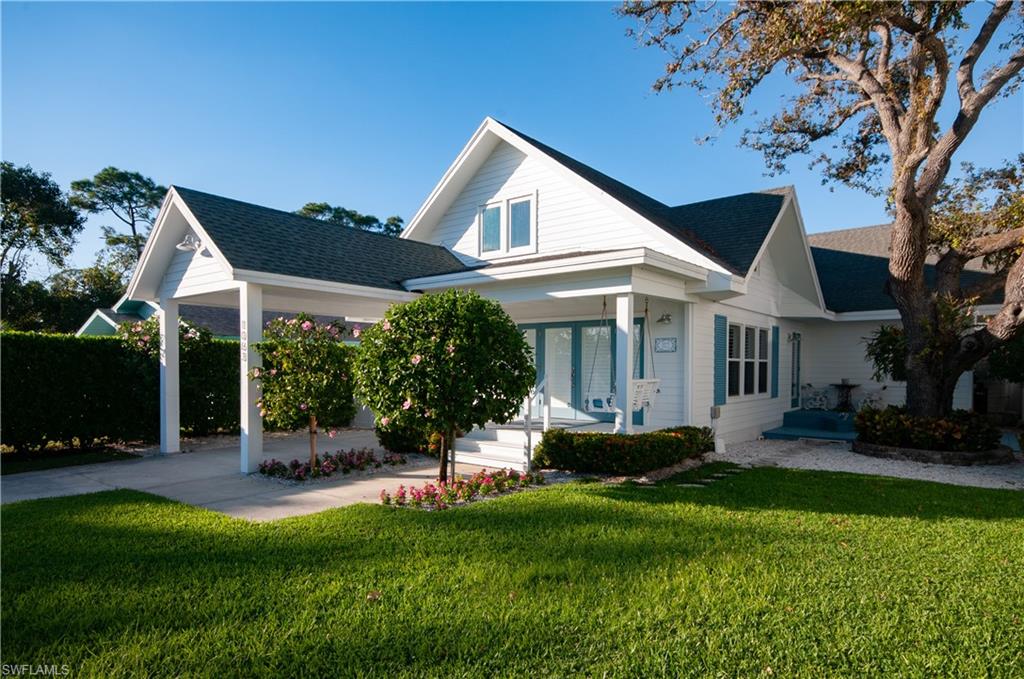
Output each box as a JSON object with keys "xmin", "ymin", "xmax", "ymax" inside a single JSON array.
[
  {"xmin": 159, "ymin": 244, "xmax": 233, "ymax": 299},
  {"xmin": 420, "ymin": 141, "xmax": 697, "ymax": 265},
  {"xmin": 802, "ymin": 319, "xmax": 973, "ymax": 411},
  {"xmin": 686, "ymin": 250, "xmax": 810, "ymax": 443}
]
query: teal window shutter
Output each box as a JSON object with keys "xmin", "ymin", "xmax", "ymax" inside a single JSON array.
[
  {"xmin": 714, "ymin": 315, "xmax": 727, "ymax": 406},
  {"xmin": 771, "ymin": 325, "xmax": 780, "ymax": 398}
]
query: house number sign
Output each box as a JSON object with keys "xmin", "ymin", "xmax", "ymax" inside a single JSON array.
[{"xmin": 654, "ymin": 337, "xmax": 677, "ymax": 353}]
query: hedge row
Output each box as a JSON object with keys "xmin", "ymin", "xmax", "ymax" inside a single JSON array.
[
  {"xmin": 532, "ymin": 426, "xmax": 714, "ymax": 474},
  {"xmin": 1, "ymin": 332, "xmax": 239, "ymax": 451},
  {"xmin": 854, "ymin": 406, "xmax": 1001, "ymax": 453}
]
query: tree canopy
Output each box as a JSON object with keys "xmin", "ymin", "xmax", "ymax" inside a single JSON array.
[
  {"xmin": 296, "ymin": 202, "xmax": 404, "ymax": 237},
  {"xmin": 1, "ymin": 162, "xmax": 84, "ymax": 279},
  {"xmin": 621, "ymin": 0, "xmax": 1024, "ymax": 417},
  {"xmin": 70, "ymin": 167, "xmax": 166, "ymax": 262}
]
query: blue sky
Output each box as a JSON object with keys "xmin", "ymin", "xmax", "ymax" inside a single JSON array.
[{"xmin": 4, "ymin": 2, "xmax": 1022, "ymax": 277}]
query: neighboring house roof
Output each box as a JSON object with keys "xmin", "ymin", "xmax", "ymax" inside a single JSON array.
[
  {"xmin": 810, "ymin": 247, "xmax": 997, "ymax": 313},
  {"xmin": 77, "ymin": 303, "xmax": 345, "ymax": 338},
  {"xmin": 172, "ymin": 186, "xmax": 469, "ymax": 290},
  {"xmin": 807, "ymin": 223, "xmax": 989, "ymax": 272},
  {"xmin": 497, "ymin": 121, "xmax": 786, "ymax": 276}
]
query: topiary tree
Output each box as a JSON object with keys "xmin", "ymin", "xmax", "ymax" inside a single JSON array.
[
  {"xmin": 354, "ymin": 289, "xmax": 535, "ymax": 483},
  {"xmin": 251, "ymin": 313, "xmax": 357, "ymax": 469}
]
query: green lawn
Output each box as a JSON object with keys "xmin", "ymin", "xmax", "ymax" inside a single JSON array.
[{"xmin": 2, "ymin": 467, "xmax": 1022, "ymax": 677}]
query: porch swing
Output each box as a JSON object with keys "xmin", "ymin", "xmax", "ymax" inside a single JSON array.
[{"xmin": 583, "ymin": 297, "xmax": 662, "ymax": 415}]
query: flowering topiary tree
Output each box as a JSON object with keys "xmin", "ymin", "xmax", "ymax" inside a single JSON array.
[
  {"xmin": 354, "ymin": 289, "xmax": 535, "ymax": 483},
  {"xmin": 251, "ymin": 313, "xmax": 357, "ymax": 469}
]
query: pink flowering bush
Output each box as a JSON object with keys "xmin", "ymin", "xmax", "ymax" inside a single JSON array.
[
  {"xmin": 252, "ymin": 313, "xmax": 356, "ymax": 469},
  {"xmin": 379, "ymin": 468, "xmax": 544, "ymax": 509},
  {"xmin": 258, "ymin": 447, "xmax": 407, "ymax": 481}
]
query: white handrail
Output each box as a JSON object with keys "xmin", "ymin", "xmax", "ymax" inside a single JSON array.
[{"xmin": 523, "ymin": 376, "xmax": 550, "ymax": 472}]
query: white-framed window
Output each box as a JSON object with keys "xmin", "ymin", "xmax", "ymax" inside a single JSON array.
[
  {"xmin": 728, "ymin": 322, "xmax": 770, "ymax": 399},
  {"xmin": 478, "ymin": 192, "xmax": 537, "ymax": 257}
]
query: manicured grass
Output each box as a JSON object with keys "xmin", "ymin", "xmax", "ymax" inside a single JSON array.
[
  {"xmin": 1, "ymin": 448, "xmax": 139, "ymax": 475},
  {"xmin": 2, "ymin": 469, "xmax": 1022, "ymax": 676}
]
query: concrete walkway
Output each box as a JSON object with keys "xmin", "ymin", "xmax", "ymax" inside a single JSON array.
[{"xmin": 1, "ymin": 430, "xmax": 495, "ymax": 521}]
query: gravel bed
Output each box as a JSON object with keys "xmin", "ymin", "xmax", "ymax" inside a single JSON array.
[{"xmin": 713, "ymin": 438, "xmax": 1024, "ymax": 491}]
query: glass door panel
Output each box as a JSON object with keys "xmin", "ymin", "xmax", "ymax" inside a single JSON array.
[
  {"xmin": 580, "ymin": 324, "xmax": 614, "ymax": 416},
  {"xmin": 544, "ymin": 327, "xmax": 575, "ymax": 418}
]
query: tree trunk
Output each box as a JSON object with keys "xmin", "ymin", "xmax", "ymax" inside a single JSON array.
[
  {"xmin": 309, "ymin": 414, "xmax": 318, "ymax": 469},
  {"xmin": 437, "ymin": 431, "xmax": 448, "ymax": 484},
  {"xmin": 904, "ymin": 353, "xmax": 961, "ymax": 418},
  {"xmin": 448, "ymin": 427, "xmax": 457, "ymax": 481}
]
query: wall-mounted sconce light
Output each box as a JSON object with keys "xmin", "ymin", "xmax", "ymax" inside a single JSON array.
[
  {"xmin": 656, "ymin": 313, "xmax": 672, "ymax": 325},
  {"xmin": 175, "ymin": 233, "xmax": 202, "ymax": 252}
]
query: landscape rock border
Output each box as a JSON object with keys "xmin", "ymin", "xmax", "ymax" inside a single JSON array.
[{"xmin": 852, "ymin": 440, "xmax": 1016, "ymax": 466}]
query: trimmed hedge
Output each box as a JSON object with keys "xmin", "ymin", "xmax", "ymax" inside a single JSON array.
[
  {"xmin": 855, "ymin": 406, "xmax": 1002, "ymax": 453},
  {"xmin": 1, "ymin": 332, "xmax": 239, "ymax": 451},
  {"xmin": 532, "ymin": 426, "xmax": 714, "ymax": 474}
]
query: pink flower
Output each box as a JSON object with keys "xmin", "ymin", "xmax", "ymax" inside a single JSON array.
[
  {"xmin": 402, "ymin": 399, "xmax": 412, "ymax": 410},
  {"xmin": 411, "ymin": 354, "xmax": 422, "ymax": 365},
  {"xmin": 269, "ymin": 368, "xmax": 277, "ymax": 376},
  {"xmin": 252, "ymin": 367, "xmax": 261, "ymax": 378},
  {"xmin": 328, "ymin": 429, "xmax": 337, "ymax": 439},
  {"xmin": 446, "ymin": 344, "xmax": 455, "ymax": 354},
  {"xmin": 424, "ymin": 410, "xmax": 433, "ymax": 418},
  {"xmin": 352, "ymin": 324, "xmax": 362, "ymax": 338},
  {"xmin": 287, "ymin": 318, "xmax": 297, "ymax": 325},
  {"xmin": 380, "ymin": 416, "xmax": 391, "ymax": 427},
  {"xmin": 301, "ymin": 320, "xmax": 313, "ymax": 331},
  {"xmin": 300, "ymin": 403, "xmax": 308, "ymax": 411},
  {"xmin": 381, "ymin": 319, "xmax": 391, "ymax": 331},
  {"xmin": 141, "ymin": 335, "xmax": 150, "ymax": 342}
]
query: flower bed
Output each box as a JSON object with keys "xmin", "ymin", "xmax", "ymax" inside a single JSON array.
[
  {"xmin": 855, "ymin": 406, "xmax": 1001, "ymax": 452},
  {"xmin": 380, "ymin": 468, "xmax": 545, "ymax": 510},
  {"xmin": 258, "ymin": 447, "xmax": 406, "ymax": 481}
]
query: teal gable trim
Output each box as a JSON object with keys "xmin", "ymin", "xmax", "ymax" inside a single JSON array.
[
  {"xmin": 713, "ymin": 315, "xmax": 727, "ymax": 406},
  {"xmin": 770, "ymin": 325, "xmax": 780, "ymax": 398}
]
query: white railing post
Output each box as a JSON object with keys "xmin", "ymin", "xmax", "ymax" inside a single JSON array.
[{"xmin": 523, "ymin": 390, "xmax": 533, "ymax": 471}]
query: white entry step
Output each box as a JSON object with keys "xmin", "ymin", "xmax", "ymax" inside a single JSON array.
[{"xmin": 453, "ymin": 426, "xmax": 537, "ymax": 472}]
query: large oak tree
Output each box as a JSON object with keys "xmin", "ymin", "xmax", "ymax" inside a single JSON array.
[{"xmin": 621, "ymin": 1, "xmax": 1024, "ymax": 417}]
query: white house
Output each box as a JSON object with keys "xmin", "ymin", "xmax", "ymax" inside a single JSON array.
[{"xmin": 125, "ymin": 117, "xmax": 1000, "ymax": 473}]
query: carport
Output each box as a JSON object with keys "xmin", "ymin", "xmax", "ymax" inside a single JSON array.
[{"xmin": 125, "ymin": 186, "xmax": 466, "ymax": 472}]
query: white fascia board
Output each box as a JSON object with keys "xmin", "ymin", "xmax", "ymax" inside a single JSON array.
[
  {"xmin": 401, "ymin": 118, "xmax": 493, "ymax": 241},
  {"xmin": 75, "ymin": 309, "xmax": 117, "ymax": 336},
  {"xmin": 126, "ymin": 188, "xmax": 235, "ymax": 301},
  {"xmin": 403, "ymin": 248, "xmax": 706, "ymax": 290},
  {"xmin": 745, "ymin": 188, "xmax": 827, "ymax": 312},
  {"xmin": 832, "ymin": 303, "xmax": 1005, "ymax": 322},
  {"xmin": 232, "ymin": 269, "xmax": 420, "ymax": 302}
]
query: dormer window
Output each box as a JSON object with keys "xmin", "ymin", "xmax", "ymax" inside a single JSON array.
[{"xmin": 478, "ymin": 192, "xmax": 537, "ymax": 257}]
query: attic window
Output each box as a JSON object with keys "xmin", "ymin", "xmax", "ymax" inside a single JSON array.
[{"xmin": 478, "ymin": 192, "xmax": 537, "ymax": 257}]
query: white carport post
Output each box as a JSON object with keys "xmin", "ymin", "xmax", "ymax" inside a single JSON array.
[
  {"xmin": 614, "ymin": 293, "xmax": 634, "ymax": 434},
  {"xmin": 159, "ymin": 299, "xmax": 180, "ymax": 453},
  {"xmin": 239, "ymin": 282, "xmax": 264, "ymax": 473}
]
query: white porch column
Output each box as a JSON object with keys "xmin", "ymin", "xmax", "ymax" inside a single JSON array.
[
  {"xmin": 239, "ymin": 282, "xmax": 264, "ymax": 473},
  {"xmin": 614, "ymin": 293, "xmax": 634, "ymax": 434},
  {"xmin": 159, "ymin": 299, "xmax": 180, "ymax": 453}
]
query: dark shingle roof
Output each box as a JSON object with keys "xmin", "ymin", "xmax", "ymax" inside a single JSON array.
[
  {"xmin": 810, "ymin": 247, "xmax": 997, "ymax": 313},
  {"xmin": 174, "ymin": 186, "xmax": 468, "ymax": 290},
  {"xmin": 660, "ymin": 192, "xmax": 787, "ymax": 275},
  {"xmin": 497, "ymin": 120, "xmax": 774, "ymax": 274}
]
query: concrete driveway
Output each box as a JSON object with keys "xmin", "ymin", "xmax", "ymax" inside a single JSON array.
[{"xmin": 1, "ymin": 430, "xmax": 489, "ymax": 521}]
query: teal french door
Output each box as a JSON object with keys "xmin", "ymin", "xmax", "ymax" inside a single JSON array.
[{"xmin": 520, "ymin": 319, "xmax": 645, "ymax": 425}]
